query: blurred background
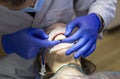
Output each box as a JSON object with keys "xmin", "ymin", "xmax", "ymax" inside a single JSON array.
[
  {"xmin": 88, "ymin": 0, "xmax": 120, "ymax": 72},
  {"xmin": 0, "ymin": 0, "xmax": 120, "ymax": 73}
]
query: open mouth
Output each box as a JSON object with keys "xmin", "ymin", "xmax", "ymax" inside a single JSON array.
[
  {"xmin": 52, "ymin": 33, "xmax": 64, "ymax": 41},
  {"xmin": 49, "ymin": 33, "xmax": 73, "ymax": 53}
]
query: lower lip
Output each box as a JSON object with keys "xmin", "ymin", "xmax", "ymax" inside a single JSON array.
[{"xmin": 49, "ymin": 43, "xmax": 73, "ymax": 53}]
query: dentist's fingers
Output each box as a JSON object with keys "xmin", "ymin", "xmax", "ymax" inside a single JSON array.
[
  {"xmin": 62, "ymin": 29, "xmax": 83, "ymax": 43},
  {"xmin": 74, "ymin": 40, "xmax": 93, "ymax": 59},
  {"xmin": 65, "ymin": 36, "xmax": 88, "ymax": 55},
  {"xmin": 31, "ymin": 28, "xmax": 48, "ymax": 39},
  {"xmin": 65, "ymin": 18, "xmax": 79, "ymax": 36},
  {"xmin": 39, "ymin": 40, "xmax": 61, "ymax": 47},
  {"xmin": 82, "ymin": 44, "xmax": 96, "ymax": 58}
]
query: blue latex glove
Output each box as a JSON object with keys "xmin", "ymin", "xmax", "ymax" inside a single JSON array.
[
  {"xmin": 62, "ymin": 13, "xmax": 101, "ymax": 58},
  {"xmin": 2, "ymin": 28, "xmax": 60, "ymax": 59}
]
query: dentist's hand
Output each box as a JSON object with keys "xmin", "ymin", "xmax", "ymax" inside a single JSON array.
[
  {"xmin": 62, "ymin": 13, "xmax": 102, "ymax": 58},
  {"xmin": 2, "ymin": 28, "xmax": 60, "ymax": 59}
]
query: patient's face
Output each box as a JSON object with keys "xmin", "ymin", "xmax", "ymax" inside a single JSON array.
[{"xmin": 44, "ymin": 23, "xmax": 80, "ymax": 72}]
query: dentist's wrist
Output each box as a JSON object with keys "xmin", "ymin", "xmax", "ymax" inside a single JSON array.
[{"xmin": 95, "ymin": 13, "xmax": 105, "ymax": 33}]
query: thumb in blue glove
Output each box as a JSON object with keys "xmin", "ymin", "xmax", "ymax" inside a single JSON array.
[
  {"xmin": 2, "ymin": 28, "xmax": 60, "ymax": 59},
  {"xmin": 62, "ymin": 13, "xmax": 102, "ymax": 58}
]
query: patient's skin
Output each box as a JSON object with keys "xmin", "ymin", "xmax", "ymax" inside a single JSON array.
[{"xmin": 43, "ymin": 23, "xmax": 85, "ymax": 78}]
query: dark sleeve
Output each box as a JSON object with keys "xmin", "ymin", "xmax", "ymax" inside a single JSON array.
[{"xmin": 0, "ymin": 54, "xmax": 37, "ymax": 79}]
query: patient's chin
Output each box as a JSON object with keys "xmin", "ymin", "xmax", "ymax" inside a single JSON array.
[
  {"xmin": 47, "ymin": 48, "xmax": 74, "ymax": 63},
  {"xmin": 52, "ymin": 49, "xmax": 73, "ymax": 63},
  {"xmin": 46, "ymin": 41, "xmax": 74, "ymax": 63},
  {"xmin": 45, "ymin": 49, "xmax": 77, "ymax": 73}
]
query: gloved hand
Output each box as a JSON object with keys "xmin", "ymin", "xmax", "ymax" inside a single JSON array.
[
  {"xmin": 62, "ymin": 13, "xmax": 101, "ymax": 58},
  {"xmin": 2, "ymin": 28, "xmax": 60, "ymax": 59}
]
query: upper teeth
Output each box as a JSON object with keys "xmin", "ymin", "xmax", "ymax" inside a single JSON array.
[
  {"xmin": 54, "ymin": 34, "xmax": 66, "ymax": 40},
  {"xmin": 48, "ymin": 28, "xmax": 65, "ymax": 41}
]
